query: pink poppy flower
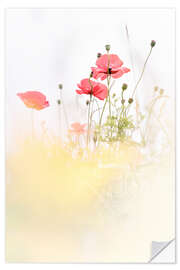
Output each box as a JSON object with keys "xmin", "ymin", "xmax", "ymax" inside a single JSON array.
[
  {"xmin": 76, "ymin": 79, "xmax": 108, "ymax": 100},
  {"xmin": 91, "ymin": 54, "xmax": 130, "ymax": 80},
  {"xmin": 17, "ymin": 91, "xmax": 49, "ymax": 110},
  {"xmin": 69, "ymin": 122, "xmax": 86, "ymax": 135}
]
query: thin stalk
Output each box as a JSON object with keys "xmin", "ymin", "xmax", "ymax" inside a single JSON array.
[
  {"xmin": 59, "ymin": 91, "xmax": 69, "ymax": 130},
  {"xmin": 31, "ymin": 109, "xmax": 34, "ymax": 139},
  {"xmin": 132, "ymin": 46, "xmax": 153, "ymax": 99},
  {"xmin": 125, "ymin": 46, "xmax": 154, "ymax": 115},
  {"xmin": 87, "ymin": 77, "xmax": 93, "ymax": 147}
]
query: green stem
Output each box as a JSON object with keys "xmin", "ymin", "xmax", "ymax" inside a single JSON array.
[
  {"xmin": 99, "ymin": 98, "xmax": 107, "ymax": 127},
  {"xmin": 87, "ymin": 94, "xmax": 92, "ymax": 146},
  {"xmin": 132, "ymin": 46, "xmax": 153, "ymax": 99},
  {"xmin": 125, "ymin": 46, "xmax": 153, "ymax": 116},
  {"xmin": 87, "ymin": 76, "xmax": 93, "ymax": 147}
]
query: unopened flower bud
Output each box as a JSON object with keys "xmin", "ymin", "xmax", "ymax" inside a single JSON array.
[
  {"xmin": 105, "ymin": 44, "xmax": 111, "ymax": 52},
  {"xmin": 121, "ymin": 99, "xmax": 125, "ymax": 105},
  {"xmin": 86, "ymin": 100, "xmax": 90, "ymax": 106},
  {"xmin": 128, "ymin": 98, "xmax": 133, "ymax": 104},
  {"xmin": 112, "ymin": 93, "xmax": 116, "ymax": 98},
  {"xmin": 90, "ymin": 71, "xmax": 93, "ymax": 78},
  {"xmin": 151, "ymin": 40, "xmax": 156, "ymax": 48},
  {"xmin": 97, "ymin": 53, "xmax": 102, "ymax": 58},
  {"xmin": 58, "ymin": 84, "xmax": 63, "ymax": 90},
  {"xmin": 57, "ymin": 99, "xmax": 61, "ymax": 105},
  {"xmin": 154, "ymin": 86, "xmax": 158, "ymax": 91},
  {"xmin": 160, "ymin": 89, "xmax": 164, "ymax": 95},
  {"xmin": 122, "ymin": 83, "xmax": 128, "ymax": 91}
]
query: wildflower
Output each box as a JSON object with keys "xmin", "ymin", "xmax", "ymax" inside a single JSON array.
[
  {"xmin": 76, "ymin": 78, "xmax": 108, "ymax": 100},
  {"xmin": 69, "ymin": 122, "xmax": 86, "ymax": 135},
  {"xmin": 17, "ymin": 91, "xmax": 49, "ymax": 110},
  {"xmin": 91, "ymin": 54, "xmax": 130, "ymax": 80}
]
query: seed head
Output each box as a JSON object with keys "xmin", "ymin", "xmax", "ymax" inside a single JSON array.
[
  {"xmin": 122, "ymin": 83, "xmax": 128, "ymax": 91},
  {"xmin": 58, "ymin": 84, "xmax": 63, "ymax": 90},
  {"xmin": 128, "ymin": 98, "xmax": 133, "ymax": 104}
]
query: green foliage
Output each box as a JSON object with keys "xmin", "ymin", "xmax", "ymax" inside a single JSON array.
[{"xmin": 96, "ymin": 114, "xmax": 135, "ymax": 143}]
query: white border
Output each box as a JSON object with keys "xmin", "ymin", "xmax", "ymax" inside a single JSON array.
[{"xmin": 0, "ymin": 0, "xmax": 179, "ymax": 269}]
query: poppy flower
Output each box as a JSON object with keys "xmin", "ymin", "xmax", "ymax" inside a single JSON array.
[
  {"xmin": 91, "ymin": 54, "xmax": 130, "ymax": 80},
  {"xmin": 69, "ymin": 122, "xmax": 86, "ymax": 135},
  {"xmin": 76, "ymin": 79, "xmax": 108, "ymax": 100},
  {"xmin": 17, "ymin": 91, "xmax": 49, "ymax": 110}
]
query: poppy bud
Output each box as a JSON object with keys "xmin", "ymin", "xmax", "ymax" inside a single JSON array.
[
  {"xmin": 122, "ymin": 83, "xmax": 128, "ymax": 91},
  {"xmin": 57, "ymin": 99, "xmax": 61, "ymax": 105},
  {"xmin": 58, "ymin": 84, "xmax": 63, "ymax": 90},
  {"xmin": 154, "ymin": 86, "xmax": 158, "ymax": 91},
  {"xmin": 86, "ymin": 100, "xmax": 90, "ymax": 106},
  {"xmin": 160, "ymin": 89, "xmax": 164, "ymax": 95},
  {"xmin": 105, "ymin": 44, "xmax": 111, "ymax": 52},
  {"xmin": 121, "ymin": 99, "xmax": 125, "ymax": 105},
  {"xmin": 97, "ymin": 53, "xmax": 102, "ymax": 58},
  {"xmin": 112, "ymin": 93, "xmax": 116, "ymax": 98},
  {"xmin": 151, "ymin": 40, "xmax": 156, "ymax": 47},
  {"xmin": 90, "ymin": 71, "xmax": 93, "ymax": 78},
  {"xmin": 128, "ymin": 98, "xmax": 133, "ymax": 104}
]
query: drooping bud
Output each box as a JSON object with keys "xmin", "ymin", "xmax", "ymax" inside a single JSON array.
[
  {"xmin": 57, "ymin": 99, "xmax": 61, "ymax": 105},
  {"xmin": 151, "ymin": 40, "xmax": 156, "ymax": 48},
  {"xmin": 128, "ymin": 98, "xmax": 133, "ymax": 104},
  {"xmin": 105, "ymin": 44, "xmax": 111, "ymax": 52},
  {"xmin": 122, "ymin": 83, "xmax": 128, "ymax": 91},
  {"xmin": 121, "ymin": 99, "xmax": 125, "ymax": 105},
  {"xmin": 112, "ymin": 93, "xmax": 116, "ymax": 98},
  {"xmin": 86, "ymin": 100, "xmax": 90, "ymax": 106},
  {"xmin": 97, "ymin": 53, "xmax": 102, "ymax": 58},
  {"xmin": 58, "ymin": 84, "xmax": 63, "ymax": 90}
]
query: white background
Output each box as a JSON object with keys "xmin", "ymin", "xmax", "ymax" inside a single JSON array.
[
  {"xmin": 0, "ymin": 0, "xmax": 179, "ymax": 269},
  {"xmin": 5, "ymin": 8, "xmax": 175, "ymax": 151}
]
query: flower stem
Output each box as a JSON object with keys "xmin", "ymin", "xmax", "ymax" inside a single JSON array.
[
  {"xmin": 126, "ymin": 46, "xmax": 153, "ymax": 115},
  {"xmin": 87, "ymin": 94, "xmax": 92, "ymax": 146},
  {"xmin": 87, "ymin": 76, "xmax": 93, "ymax": 147},
  {"xmin": 132, "ymin": 46, "xmax": 153, "ymax": 99},
  {"xmin": 31, "ymin": 109, "xmax": 34, "ymax": 139}
]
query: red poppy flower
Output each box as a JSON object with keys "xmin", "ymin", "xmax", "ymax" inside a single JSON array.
[
  {"xmin": 76, "ymin": 79, "xmax": 108, "ymax": 100},
  {"xmin": 91, "ymin": 54, "xmax": 130, "ymax": 80},
  {"xmin": 69, "ymin": 122, "xmax": 86, "ymax": 135},
  {"xmin": 17, "ymin": 91, "xmax": 49, "ymax": 110}
]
